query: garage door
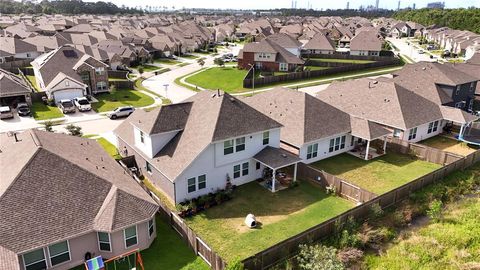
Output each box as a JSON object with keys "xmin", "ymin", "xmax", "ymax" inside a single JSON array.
[{"xmin": 53, "ymin": 89, "xmax": 84, "ymax": 102}]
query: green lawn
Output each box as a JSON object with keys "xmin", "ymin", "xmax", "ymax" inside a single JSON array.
[
  {"xmin": 96, "ymin": 137, "xmax": 121, "ymax": 159},
  {"xmin": 26, "ymin": 75, "xmax": 41, "ymax": 92},
  {"xmin": 91, "ymin": 89, "xmax": 154, "ymax": 112},
  {"xmin": 305, "ymin": 66, "xmax": 330, "ymax": 71},
  {"xmin": 31, "ymin": 101, "xmax": 64, "ymax": 120},
  {"xmin": 364, "ymin": 197, "xmax": 480, "ymax": 270},
  {"xmin": 134, "ymin": 78, "xmax": 171, "ymax": 105},
  {"xmin": 135, "ymin": 64, "xmax": 162, "ymax": 72},
  {"xmin": 185, "ymin": 180, "xmax": 354, "ymax": 262},
  {"xmin": 108, "ymin": 77, "xmax": 128, "ymax": 82},
  {"xmin": 311, "ymin": 153, "xmax": 441, "ymax": 194},
  {"xmin": 69, "ymin": 215, "xmax": 210, "ymax": 270},
  {"xmin": 154, "ymin": 58, "xmax": 182, "ymax": 65},
  {"xmin": 180, "ymin": 54, "xmax": 199, "ymax": 59},
  {"xmin": 184, "ymin": 67, "xmax": 248, "ymax": 92},
  {"xmin": 309, "ymin": 58, "xmax": 375, "ymax": 64}
]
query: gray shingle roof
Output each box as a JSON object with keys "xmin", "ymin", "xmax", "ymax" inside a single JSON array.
[
  {"xmin": 0, "ymin": 130, "xmax": 158, "ymax": 254},
  {"xmin": 254, "ymin": 146, "xmax": 301, "ymax": 169},
  {"xmin": 0, "ymin": 68, "xmax": 31, "ymax": 97}
]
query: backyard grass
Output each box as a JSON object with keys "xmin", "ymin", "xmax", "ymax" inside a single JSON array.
[
  {"xmin": 31, "ymin": 101, "xmax": 64, "ymax": 120},
  {"xmin": 96, "ymin": 137, "xmax": 121, "ymax": 159},
  {"xmin": 25, "ymin": 75, "xmax": 41, "ymax": 92},
  {"xmin": 91, "ymin": 89, "xmax": 154, "ymax": 112},
  {"xmin": 311, "ymin": 153, "xmax": 441, "ymax": 195},
  {"xmin": 364, "ymin": 196, "xmax": 480, "ymax": 270},
  {"xmin": 309, "ymin": 58, "xmax": 375, "ymax": 64},
  {"xmin": 305, "ymin": 66, "xmax": 330, "ymax": 71},
  {"xmin": 420, "ymin": 136, "xmax": 478, "ymax": 156},
  {"xmin": 184, "ymin": 67, "xmax": 248, "ymax": 92},
  {"xmin": 154, "ymin": 58, "xmax": 182, "ymax": 65},
  {"xmin": 185, "ymin": 180, "xmax": 354, "ymax": 262}
]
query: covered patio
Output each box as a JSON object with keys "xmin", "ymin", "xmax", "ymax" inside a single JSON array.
[
  {"xmin": 348, "ymin": 117, "xmax": 391, "ymax": 160},
  {"xmin": 441, "ymin": 106, "xmax": 480, "ymax": 146},
  {"xmin": 254, "ymin": 146, "xmax": 302, "ymax": 192}
]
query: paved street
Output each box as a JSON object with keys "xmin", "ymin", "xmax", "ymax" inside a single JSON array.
[{"xmin": 387, "ymin": 37, "xmax": 437, "ymax": 63}]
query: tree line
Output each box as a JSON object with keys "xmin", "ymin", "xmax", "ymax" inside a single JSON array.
[
  {"xmin": 275, "ymin": 8, "xmax": 395, "ymax": 18},
  {"xmin": 0, "ymin": 0, "xmax": 143, "ymax": 15},
  {"xmin": 393, "ymin": 8, "xmax": 480, "ymax": 34}
]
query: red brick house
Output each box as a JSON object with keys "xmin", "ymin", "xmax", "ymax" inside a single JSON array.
[{"xmin": 238, "ymin": 37, "xmax": 304, "ymax": 72}]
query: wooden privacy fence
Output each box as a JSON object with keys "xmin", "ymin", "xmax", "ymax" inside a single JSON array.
[
  {"xmin": 242, "ymin": 150, "xmax": 480, "ymax": 270},
  {"xmin": 300, "ymin": 53, "xmax": 396, "ymax": 61},
  {"xmin": 243, "ymin": 59, "xmax": 401, "ymax": 88},
  {"xmin": 297, "ymin": 163, "xmax": 377, "ymax": 203},
  {"xmin": 0, "ymin": 59, "xmax": 31, "ymax": 71}
]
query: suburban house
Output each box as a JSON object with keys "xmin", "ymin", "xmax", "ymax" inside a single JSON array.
[
  {"xmin": 114, "ymin": 91, "xmax": 303, "ymax": 204},
  {"xmin": 30, "ymin": 45, "xmax": 109, "ymax": 102},
  {"xmin": 349, "ymin": 30, "xmax": 382, "ymax": 56},
  {"xmin": 302, "ymin": 33, "xmax": 336, "ymax": 55},
  {"xmin": 0, "ymin": 68, "xmax": 32, "ymax": 106},
  {"xmin": 390, "ymin": 22, "xmax": 412, "ymax": 38},
  {"xmin": 0, "ymin": 130, "xmax": 159, "ymax": 270},
  {"xmin": 238, "ymin": 35, "xmax": 305, "ymax": 72},
  {"xmin": 393, "ymin": 62, "xmax": 479, "ymax": 111},
  {"xmin": 318, "ymin": 78, "xmax": 477, "ymax": 144},
  {"xmin": 245, "ymin": 87, "xmax": 391, "ymax": 162},
  {"xmin": 0, "ymin": 37, "xmax": 40, "ymax": 63},
  {"xmin": 451, "ymin": 55, "xmax": 480, "ymax": 99}
]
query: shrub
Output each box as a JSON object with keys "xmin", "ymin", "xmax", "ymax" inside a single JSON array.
[
  {"xmin": 138, "ymin": 67, "xmax": 144, "ymax": 74},
  {"xmin": 297, "ymin": 244, "xmax": 344, "ymax": 270},
  {"xmin": 337, "ymin": 247, "xmax": 363, "ymax": 267},
  {"xmin": 43, "ymin": 121, "xmax": 54, "ymax": 132},
  {"xmin": 65, "ymin": 124, "xmax": 83, "ymax": 137},
  {"xmin": 225, "ymin": 258, "xmax": 244, "ymax": 270},
  {"xmin": 326, "ymin": 184, "xmax": 336, "ymax": 195},
  {"xmin": 427, "ymin": 199, "xmax": 443, "ymax": 222},
  {"xmin": 392, "ymin": 210, "xmax": 408, "ymax": 228},
  {"xmin": 368, "ymin": 203, "xmax": 384, "ymax": 219},
  {"xmin": 214, "ymin": 57, "xmax": 225, "ymax": 67}
]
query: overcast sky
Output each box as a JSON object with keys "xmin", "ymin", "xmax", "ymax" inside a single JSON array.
[{"xmin": 83, "ymin": 0, "xmax": 478, "ymax": 10}]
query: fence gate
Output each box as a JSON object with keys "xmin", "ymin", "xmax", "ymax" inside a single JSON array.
[
  {"xmin": 340, "ymin": 180, "xmax": 360, "ymax": 202},
  {"xmin": 196, "ymin": 237, "xmax": 212, "ymax": 266}
]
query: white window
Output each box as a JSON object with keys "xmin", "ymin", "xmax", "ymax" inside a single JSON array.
[
  {"xmin": 124, "ymin": 225, "xmax": 138, "ymax": 248},
  {"xmin": 224, "ymin": 139, "xmax": 234, "ymax": 155},
  {"xmin": 187, "ymin": 177, "xmax": 196, "ymax": 193},
  {"xmin": 98, "ymin": 232, "xmax": 111, "ymax": 252},
  {"xmin": 140, "ymin": 130, "xmax": 145, "ymax": 143},
  {"xmin": 329, "ymin": 136, "xmax": 346, "ymax": 153},
  {"xmin": 408, "ymin": 127, "xmax": 418, "ymax": 140},
  {"xmin": 393, "ymin": 129, "xmax": 402, "ymax": 138},
  {"xmin": 236, "ymin": 137, "xmax": 245, "ymax": 152},
  {"xmin": 48, "ymin": 241, "xmax": 70, "ymax": 266},
  {"xmin": 427, "ymin": 121, "xmax": 439, "ymax": 134},
  {"xmin": 455, "ymin": 85, "xmax": 461, "ymax": 96},
  {"xmin": 146, "ymin": 161, "xmax": 152, "ymax": 174},
  {"xmin": 242, "ymin": 162, "xmax": 249, "ymax": 176},
  {"xmin": 65, "ymin": 80, "xmax": 70, "ymax": 87},
  {"xmin": 256, "ymin": 162, "xmax": 261, "ymax": 170},
  {"xmin": 23, "ymin": 248, "xmax": 47, "ymax": 270},
  {"xmin": 307, "ymin": 143, "xmax": 318, "ymax": 159},
  {"xmin": 96, "ymin": 81, "xmax": 107, "ymax": 91},
  {"xmin": 198, "ymin": 174, "xmax": 206, "ymax": 190},
  {"xmin": 279, "ymin": 63, "xmax": 288, "ymax": 71},
  {"xmin": 233, "ymin": 164, "xmax": 241, "ymax": 178},
  {"xmin": 263, "ymin": 131, "xmax": 270, "ymax": 145},
  {"xmin": 95, "ymin": 67, "xmax": 105, "ymax": 75},
  {"xmin": 148, "ymin": 219, "xmax": 155, "ymax": 238}
]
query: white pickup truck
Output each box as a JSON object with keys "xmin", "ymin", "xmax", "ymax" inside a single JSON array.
[{"xmin": 73, "ymin": 97, "xmax": 92, "ymax": 112}]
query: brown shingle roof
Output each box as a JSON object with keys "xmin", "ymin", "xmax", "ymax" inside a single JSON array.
[
  {"xmin": 303, "ymin": 33, "xmax": 336, "ymax": 51},
  {"xmin": 0, "ymin": 130, "xmax": 158, "ymax": 254},
  {"xmin": 350, "ymin": 116, "xmax": 391, "ymax": 140},
  {"xmin": 350, "ymin": 30, "xmax": 382, "ymax": 51},
  {"xmin": 244, "ymin": 87, "xmax": 351, "ymax": 147},
  {"xmin": 254, "ymin": 146, "xmax": 301, "ymax": 169},
  {"xmin": 0, "ymin": 68, "xmax": 31, "ymax": 97},
  {"xmin": 115, "ymin": 91, "xmax": 282, "ymax": 180}
]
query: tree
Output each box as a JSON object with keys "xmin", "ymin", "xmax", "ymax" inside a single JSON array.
[
  {"xmin": 43, "ymin": 121, "xmax": 54, "ymax": 132},
  {"xmin": 197, "ymin": 58, "xmax": 205, "ymax": 67},
  {"xmin": 297, "ymin": 244, "xmax": 344, "ymax": 270},
  {"xmin": 214, "ymin": 57, "xmax": 225, "ymax": 67},
  {"xmin": 65, "ymin": 124, "xmax": 83, "ymax": 137},
  {"xmin": 138, "ymin": 67, "xmax": 144, "ymax": 75},
  {"xmin": 427, "ymin": 199, "xmax": 443, "ymax": 222}
]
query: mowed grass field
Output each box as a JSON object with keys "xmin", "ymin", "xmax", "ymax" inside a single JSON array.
[
  {"xmin": 185, "ymin": 180, "xmax": 353, "ymax": 262},
  {"xmin": 185, "ymin": 67, "xmax": 248, "ymax": 92},
  {"xmin": 311, "ymin": 153, "xmax": 441, "ymax": 194}
]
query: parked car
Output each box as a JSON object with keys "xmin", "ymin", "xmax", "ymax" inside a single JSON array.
[
  {"xmin": 107, "ymin": 106, "xmax": 135, "ymax": 119},
  {"xmin": 417, "ymin": 49, "xmax": 424, "ymax": 54},
  {"xmin": 58, "ymin": 99, "xmax": 76, "ymax": 114},
  {"xmin": 0, "ymin": 106, "xmax": 14, "ymax": 119},
  {"xmin": 17, "ymin": 103, "xmax": 31, "ymax": 116},
  {"xmin": 73, "ymin": 97, "xmax": 92, "ymax": 112}
]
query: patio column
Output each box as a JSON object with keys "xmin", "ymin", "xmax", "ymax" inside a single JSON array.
[
  {"xmin": 272, "ymin": 168, "xmax": 276, "ymax": 192},
  {"xmin": 365, "ymin": 140, "xmax": 370, "ymax": 161},
  {"xmin": 383, "ymin": 136, "xmax": 387, "ymax": 152},
  {"xmin": 459, "ymin": 123, "xmax": 465, "ymax": 138},
  {"xmin": 293, "ymin": 163, "xmax": 298, "ymax": 182}
]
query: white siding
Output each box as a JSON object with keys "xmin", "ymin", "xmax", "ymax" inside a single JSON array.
[
  {"xmin": 402, "ymin": 120, "xmax": 445, "ymax": 143},
  {"xmin": 299, "ymin": 133, "xmax": 355, "ymax": 164},
  {"xmin": 133, "ymin": 126, "xmax": 154, "ymax": 158},
  {"xmin": 150, "ymin": 130, "xmax": 180, "ymax": 157}
]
